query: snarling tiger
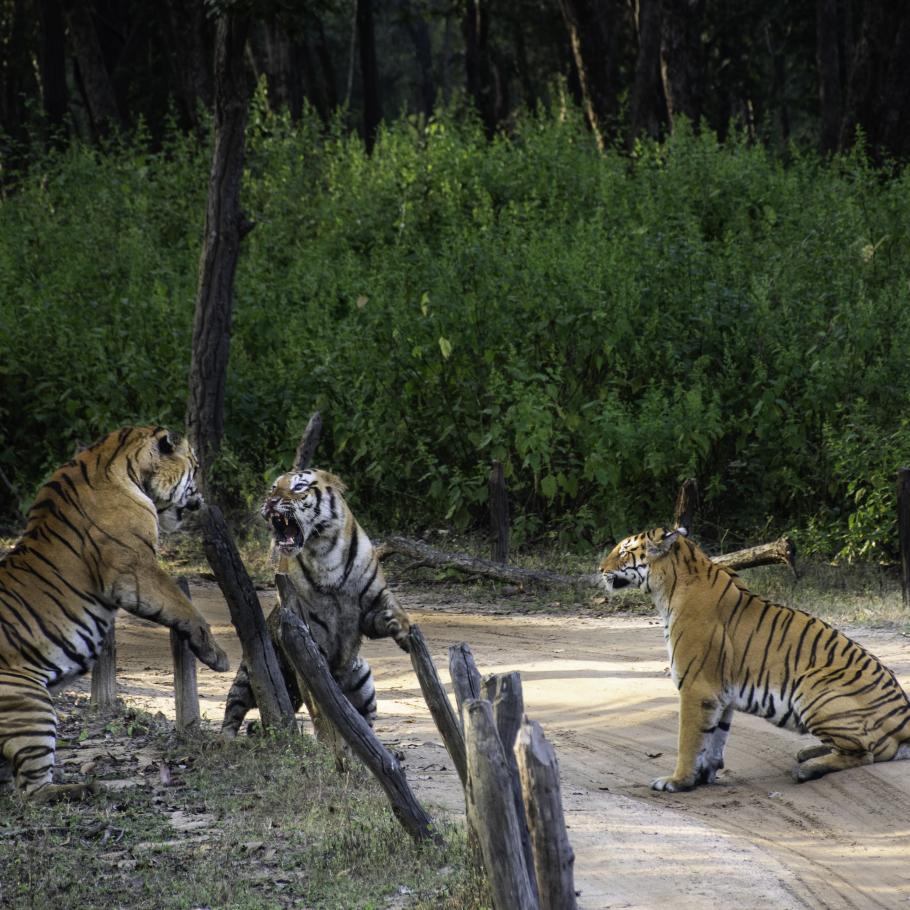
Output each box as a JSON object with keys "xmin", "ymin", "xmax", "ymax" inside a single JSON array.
[
  {"xmin": 600, "ymin": 526, "xmax": 910, "ymax": 791},
  {"xmin": 0, "ymin": 426, "xmax": 229, "ymax": 800},
  {"xmin": 220, "ymin": 469, "xmax": 411, "ymax": 740}
]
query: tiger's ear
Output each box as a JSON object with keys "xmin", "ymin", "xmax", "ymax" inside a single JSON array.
[
  {"xmin": 157, "ymin": 432, "xmax": 175, "ymax": 456},
  {"xmin": 646, "ymin": 527, "xmax": 685, "ymax": 559}
]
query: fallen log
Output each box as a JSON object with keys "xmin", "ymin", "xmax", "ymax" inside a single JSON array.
[
  {"xmin": 376, "ymin": 534, "xmax": 795, "ymax": 588},
  {"xmin": 275, "ymin": 575, "xmax": 439, "ymax": 844},
  {"xmin": 714, "ymin": 536, "xmax": 796, "ymax": 573},
  {"xmin": 376, "ymin": 536, "xmax": 599, "ymax": 588}
]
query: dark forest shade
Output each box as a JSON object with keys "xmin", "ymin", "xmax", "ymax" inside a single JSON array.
[{"xmin": 1, "ymin": 0, "xmax": 909, "ymax": 159}]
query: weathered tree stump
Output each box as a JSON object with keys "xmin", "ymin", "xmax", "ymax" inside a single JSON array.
[
  {"xmin": 294, "ymin": 411, "xmax": 323, "ymax": 471},
  {"xmin": 463, "ymin": 698, "xmax": 539, "ymax": 910},
  {"xmin": 275, "ymin": 575, "xmax": 438, "ymax": 843},
  {"xmin": 673, "ymin": 477, "xmax": 699, "ymax": 531},
  {"xmin": 486, "ymin": 672, "xmax": 537, "ymax": 903},
  {"xmin": 408, "ymin": 625, "xmax": 467, "ymax": 786},
  {"xmin": 516, "ymin": 718, "xmax": 577, "ymax": 910},
  {"xmin": 201, "ymin": 504, "xmax": 295, "ymax": 732},
  {"xmin": 90, "ymin": 625, "xmax": 117, "ymax": 712},
  {"xmin": 171, "ymin": 577, "xmax": 201, "ymax": 732},
  {"xmin": 449, "ymin": 642, "xmax": 483, "ymax": 722}
]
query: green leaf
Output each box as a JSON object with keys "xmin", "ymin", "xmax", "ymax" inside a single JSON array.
[{"xmin": 438, "ymin": 336, "xmax": 452, "ymax": 360}]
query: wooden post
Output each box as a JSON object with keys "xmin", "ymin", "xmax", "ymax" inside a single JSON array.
[
  {"xmin": 463, "ymin": 699, "xmax": 539, "ymax": 910},
  {"xmin": 448, "ymin": 643, "xmax": 483, "ymax": 723},
  {"xmin": 489, "ymin": 461, "xmax": 509, "ymax": 563},
  {"xmin": 486, "ymin": 672, "xmax": 537, "ymax": 902},
  {"xmin": 899, "ymin": 468, "xmax": 910, "ymax": 608},
  {"xmin": 275, "ymin": 576, "xmax": 438, "ymax": 843},
  {"xmin": 516, "ymin": 718, "xmax": 577, "ymax": 910},
  {"xmin": 171, "ymin": 577, "xmax": 201, "ymax": 732},
  {"xmin": 201, "ymin": 504, "xmax": 295, "ymax": 731},
  {"xmin": 294, "ymin": 411, "xmax": 323, "ymax": 471},
  {"xmin": 90, "ymin": 625, "xmax": 117, "ymax": 712},
  {"xmin": 673, "ymin": 477, "xmax": 698, "ymax": 531},
  {"xmin": 408, "ymin": 625, "xmax": 468, "ymax": 786}
]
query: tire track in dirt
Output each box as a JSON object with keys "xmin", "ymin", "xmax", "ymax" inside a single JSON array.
[{"xmin": 88, "ymin": 585, "xmax": 910, "ymax": 910}]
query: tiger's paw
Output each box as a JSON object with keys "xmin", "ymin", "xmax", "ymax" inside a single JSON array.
[
  {"xmin": 651, "ymin": 775, "xmax": 697, "ymax": 792},
  {"xmin": 383, "ymin": 610, "xmax": 412, "ymax": 652},
  {"xmin": 187, "ymin": 627, "xmax": 230, "ymax": 672}
]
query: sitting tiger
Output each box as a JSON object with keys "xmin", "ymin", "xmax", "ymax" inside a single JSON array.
[
  {"xmin": 0, "ymin": 426, "xmax": 229, "ymax": 800},
  {"xmin": 600, "ymin": 526, "xmax": 910, "ymax": 791},
  {"xmin": 220, "ymin": 469, "xmax": 411, "ymax": 740}
]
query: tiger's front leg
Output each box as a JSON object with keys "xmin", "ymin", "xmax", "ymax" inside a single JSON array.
[
  {"xmin": 653, "ymin": 691, "xmax": 728, "ymax": 792},
  {"xmin": 109, "ymin": 563, "xmax": 229, "ymax": 672},
  {"xmin": 362, "ymin": 590, "xmax": 411, "ymax": 652}
]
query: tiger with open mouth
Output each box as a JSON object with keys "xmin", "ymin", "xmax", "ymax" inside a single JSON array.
[{"xmin": 220, "ymin": 469, "xmax": 411, "ymax": 739}]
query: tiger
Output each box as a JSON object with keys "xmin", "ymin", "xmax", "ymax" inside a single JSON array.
[
  {"xmin": 0, "ymin": 426, "xmax": 230, "ymax": 800},
  {"xmin": 220, "ymin": 469, "xmax": 411, "ymax": 741},
  {"xmin": 599, "ymin": 526, "xmax": 910, "ymax": 791}
]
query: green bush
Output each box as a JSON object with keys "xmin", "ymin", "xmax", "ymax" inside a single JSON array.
[{"xmin": 3, "ymin": 102, "xmax": 910, "ymax": 556}]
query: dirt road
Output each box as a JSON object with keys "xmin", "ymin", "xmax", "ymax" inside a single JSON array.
[{"xmin": 97, "ymin": 583, "xmax": 910, "ymax": 910}]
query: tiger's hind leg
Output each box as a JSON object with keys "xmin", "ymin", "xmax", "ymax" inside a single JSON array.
[
  {"xmin": 796, "ymin": 744, "xmax": 833, "ymax": 763},
  {"xmin": 337, "ymin": 656, "xmax": 378, "ymax": 728},
  {"xmin": 0, "ymin": 672, "xmax": 95, "ymax": 801},
  {"xmin": 221, "ymin": 660, "xmax": 305, "ymax": 737},
  {"xmin": 792, "ymin": 748, "xmax": 873, "ymax": 782}
]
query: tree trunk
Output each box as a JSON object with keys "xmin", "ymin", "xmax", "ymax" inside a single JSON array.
[
  {"xmin": 816, "ymin": 0, "xmax": 842, "ymax": 153},
  {"xmin": 839, "ymin": 3, "xmax": 910, "ymax": 159},
  {"xmin": 202, "ymin": 505, "xmax": 295, "ymax": 731},
  {"xmin": 164, "ymin": 0, "xmax": 214, "ymax": 131},
  {"xmin": 660, "ymin": 0, "xmax": 705, "ymax": 128},
  {"xmin": 39, "ymin": 0, "xmax": 68, "ymax": 135},
  {"xmin": 401, "ymin": 1, "xmax": 436, "ymax": 120},
  {"xmin": 628, "ymin": 0, "xmax": 668, "ymax": 148},
  {"xmin": 462, "ymin": 0, "xmax": 497, "ymax": 137},
  {"xmin": 186, "ymin": 12, "xmax": 253, "ymax": 489},
  {"xmin": 357, "ymin": 0, "xmax": 383, "ymax": 153},
  {"xmin": 64, "ymin": 0, "xmax": 121, "ymax": 136},
  {"xmin": 559, "ymin": 0, "xmax": 623, "ymax": 151}
]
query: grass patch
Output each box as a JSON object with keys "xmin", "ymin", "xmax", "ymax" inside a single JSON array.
[{"xmin": 0, "ymin": 696, "xmax": 487, "ymax": 910}]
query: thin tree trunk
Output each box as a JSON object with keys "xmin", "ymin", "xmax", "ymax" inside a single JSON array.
[
  {"xmin": 164, "ymin": 0, "xmax": 214, "ymax": 132},
  {"xmin": 660, "ymin": 0, "xmax": 705, "ymax": 128},
  {"xmin": 186, "ymin": 13, "xmax": 254, "ymax": 489},
  {"xmin": 462, "ymin": 0, "xmax": 497, "ymax": 137},
  {"xmin": 559, "ymin": 0, "xmax": 622, "ymax": 151},
  {"xmin": 64, "ymin": 0, "xmax": 121, "ymax": 136},
  {"xmin": 39, "ymin": 0, "xmax": 68, "ymax": 135},
  {"xmin": 357, "ymin": 0, "xmax": 383, "ymax": 153},
  {"xmin": 816, "ymin": 0, "xmax": 842, "ymax": 153},
  {"xmin": 401, "ymin": 1, "xmax": 436, "ymax": 119},
  {"xmin": 628, "ymin": 0, "xmax": 667, "ymax": 147}
]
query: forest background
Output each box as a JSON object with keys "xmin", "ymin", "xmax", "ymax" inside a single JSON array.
[{"xmin": 2, "ymin": 0, "xmax": 910, "ymax": 563}]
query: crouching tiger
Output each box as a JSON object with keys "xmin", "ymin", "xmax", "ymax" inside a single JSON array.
[
  {"xmin": 221, "ymin": 469, "xmax": 411, "ymax": 740},
  {"xmin": 0, "ymin": 427, "xmax": 229, "ymax": 800},
  {"xmin": 600, "ymin": 526, "xmax": 910, "ymax": 791}
]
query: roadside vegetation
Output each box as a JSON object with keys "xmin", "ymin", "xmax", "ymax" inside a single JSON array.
[
  {"xmin": 3, "ymin": 101, "xmax": 910, "ymax": 563},
  {"xmin": 0, "ymin": 694, "xmax": 485, "ymax": 910}
]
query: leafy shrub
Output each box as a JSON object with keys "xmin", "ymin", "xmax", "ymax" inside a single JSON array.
[{"xmin": 3, "ymin": 103, "xmax": 910, "ymax": 556}]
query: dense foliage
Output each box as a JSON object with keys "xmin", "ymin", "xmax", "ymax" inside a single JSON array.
[{"xmin": 3, "ymin": 101, "xmax": 910, "ymax": 557}]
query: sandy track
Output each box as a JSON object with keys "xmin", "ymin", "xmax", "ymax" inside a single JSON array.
[{"xmin": 87, "ymin": 583, "xmax": 910, "ymax": 910}]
